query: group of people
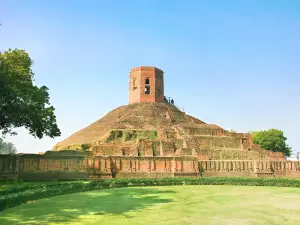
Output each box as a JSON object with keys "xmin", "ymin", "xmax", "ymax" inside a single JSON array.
[{"xmin": 165, "ymin": 96, "xmax": 175, "ymax": 105}]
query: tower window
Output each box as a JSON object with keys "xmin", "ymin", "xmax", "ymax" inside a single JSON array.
[
  {"xmin": 133, "ymin": 78, "xmax": 136, "ymax": 86},
  {"xmin": 145, "ymin": 78, "xmax": 150, "ymax": 85},
  {"xmin": 158, "ymin": 88, "xmax": 161, "ymax": 96},
  {"xmin": 145, "ymin": 86, "xmax": 150, "ymax": 94}
]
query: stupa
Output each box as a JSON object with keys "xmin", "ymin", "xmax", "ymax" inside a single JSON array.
[{"xmin": 52, "ymin": 66, "xmax": 283, "ymax": 160}]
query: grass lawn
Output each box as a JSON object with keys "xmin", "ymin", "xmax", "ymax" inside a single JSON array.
[{"xmin": 1, "ymin": 185, "xmax": 300, "ymax": 225}]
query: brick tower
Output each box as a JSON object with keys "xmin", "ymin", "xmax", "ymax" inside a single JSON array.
[{"xmin": 129, "ymin": 66, "xmax": 164, "ymax": 104}]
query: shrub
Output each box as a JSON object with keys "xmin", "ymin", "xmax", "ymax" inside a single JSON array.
[
  {"xmin": 81, "ymin": 144, "xmax": 91, "ymax": 151},
  {"xmin": 2, "ymin": 177, "xmax": 300, "ymax": 211}
]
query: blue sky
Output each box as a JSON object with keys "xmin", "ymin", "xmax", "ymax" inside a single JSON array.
[{"xmin": 1, "ymin": 0, "xmax": 299, "ymax": 154}]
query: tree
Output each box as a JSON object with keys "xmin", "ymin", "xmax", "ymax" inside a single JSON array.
[
  {"xmin": 0, "ymin": 137, "xmax": 17, "ymax": 154},
  {"xmin": 252, "ymin": 129, "xmax": 292, "ymax": 157},
  {"xmin": 0, "ymin": 48, "xmax": 61, "ymax": 138}
]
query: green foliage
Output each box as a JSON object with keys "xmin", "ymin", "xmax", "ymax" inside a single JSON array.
[
  {"xmin": 147, "ymin": 131, "xmax": 158, "ymax": 140},
  {"xmin": 0, "ymin": 137, "xmax": 17, "ymax": 154},
  {"xmin": 81, "ymin": 144, "xmax": 91, "ymax": 151},
  {"xmin": 152, "ymin": 142, "xmax": 157, "ymax": 156},
  {"xmin": 106, "ymin": 130, "xmax": 157, "ymax": 142},
  {"xmin": 138, "ymin": 149, "xmax": 142, "ymax": 156},
  {"xmin": 2, "ymin": 177, "xmax": 300, "ymax": 211},
  {"xmin": 106, "ymin": 130, "xmax": 123, "ymax": 142},
  {"xmin": 252, "ymin": 129, "xmax": 292, "ymax": 157},
  {"xmin": 123, "ymin": 131, "xmax": 137, "ymax": 141},
  {"xmin": 0, "ymin": 48, "xmax": 60, "ymax": 138},
  {"xmin": 137, "ymin": 141, "xmax": 142, "ymax": 156}
]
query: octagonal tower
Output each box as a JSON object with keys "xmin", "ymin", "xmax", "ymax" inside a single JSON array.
[{"xmin": 129, "ymin": 66, "xmax": 164, "ymax": 104}]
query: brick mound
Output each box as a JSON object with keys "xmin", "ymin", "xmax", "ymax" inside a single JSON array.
[
  {"xmin": 53, "ymin": 102, "xmax": 205, "ymax": 149},
  {"xmin": 52, "ymin": 102, "xmax": 285, "ymax": 160}
]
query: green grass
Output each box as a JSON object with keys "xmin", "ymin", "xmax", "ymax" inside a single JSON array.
[
  {"xmin": 1, "ymin": 185, "xmax": 300, "ymax": 225},
  {"xmin": 105, "ymin": 130, "xmax": 157, "ymax": 142}
]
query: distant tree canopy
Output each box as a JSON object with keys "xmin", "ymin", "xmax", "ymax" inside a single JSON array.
[
  {"xmin": 0, "ymin": 48, "xmax": 61, "ymax": 138},
  {"xmin": 0, "ymin": 137, "xmax": 17, "ymax": 154},
  {"xmin": 251, "ymin": 129, "xmax": 292, "ymax": 157}
]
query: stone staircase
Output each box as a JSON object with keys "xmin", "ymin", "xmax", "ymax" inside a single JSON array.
[
  {"xmin": 173, "ymin": 125, "xmax": 197, "ymax": 156},
  {"xmin": 166, "ymin": 106, "xmax": 186, "ymax": 124}
]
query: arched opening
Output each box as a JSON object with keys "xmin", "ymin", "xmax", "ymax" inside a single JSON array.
[{"xmin": 145, "ymin": 78, "xmax": 150, "ymax": 85}]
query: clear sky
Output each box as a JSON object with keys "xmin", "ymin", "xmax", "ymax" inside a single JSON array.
[{"xmin": 1, "ymin": 0, "xmax": 299, "ymax": 154}]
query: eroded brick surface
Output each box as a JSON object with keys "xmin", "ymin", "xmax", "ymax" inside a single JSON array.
[{"xmin": 0, "ymin": 153, "xmax": 297, "ymax": 181}]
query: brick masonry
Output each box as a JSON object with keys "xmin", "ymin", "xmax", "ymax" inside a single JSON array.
[
  {"xmin": 0, "ymin": 153, "xmax": 299, "ymax": 181},
  {"xmin": 129, "ymin": 66, "xmax": 164, "ymax": 104}
]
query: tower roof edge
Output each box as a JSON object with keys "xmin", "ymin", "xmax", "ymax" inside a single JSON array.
[{"xmin": 130, "ymin": 66, "xmax": 163, "ymax": 72}]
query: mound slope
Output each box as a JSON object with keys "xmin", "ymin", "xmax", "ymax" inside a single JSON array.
[
  {"xmin": 53, "ymin": 103, "xmax": 207, "ymax": 150},
  {"xmin": 52, "ymin": 102, "xmax": 282, "ymax": 160}
]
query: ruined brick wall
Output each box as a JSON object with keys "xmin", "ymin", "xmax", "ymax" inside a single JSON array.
[
  {"xmin": 199, "ymin": 160, "xmax": 255, "ymax": 177},
  {"xmin": 18, "ymin": 153, "xmax": 89, "ymax": 181},
  {"xmin": 195, "ymin": 148, "xmax": 285, "ymax": 161},
  {"xmin": 138, "ymin": 139, "xmax": 157, "ymax": 156},
  {"xmin": 0, "ymin": 155, "xmax": 20, "ymax": 181},
  {"xmin": 182, "ymin": 127, "xmax": 261, "ymax": 152},
  {"xmin": 199, "ymin": 160, "xmax": 300, "ymax": 178},
  {"xmin": 160, "ymin": 141, "xmax": 175, "ymax": 156},
  {"xmin": 109, "ymin": 156, "xmax": 199, "ymax": 178},
  {"xmin": 112, "ymin": 156, "xmax": 174, "ymax": 178},
  {"xmin": 183, "ymin": 127, "xmax": 220, "ymax": 136},
  {"xmin": 196, "ymin": 149, "xmax": 257, "ymax": 160},
  {"xmin": 267, "ymin": 151, "xmax": 285, "ymax": 160},
  {"xmin": 193, "ymin": 136, "xmax": 247, "ymax": 158},
  {"xmin": 92, "ymin": 143, "xmax": 136, "ymax": 156},
  {"xmin": 0, "ymin": 154, "xmax": 200, "ymax": 181},
  {"xmin": 0, "ymin": 152, "xmax": 297, "ymax": 181}
]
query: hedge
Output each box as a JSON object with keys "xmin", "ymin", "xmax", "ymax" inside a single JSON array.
[
  {"xmin": 2, "ymin": 177, "xmax": 300, "ymax": 211},
  {"xmin": 0, "ymin": 182, "xmax": 70, "ymax": 196}
]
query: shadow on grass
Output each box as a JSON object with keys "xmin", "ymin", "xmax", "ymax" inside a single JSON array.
[{"xmin": 0, "ymin": 187, "xmax": 176, "ymax": 224}]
